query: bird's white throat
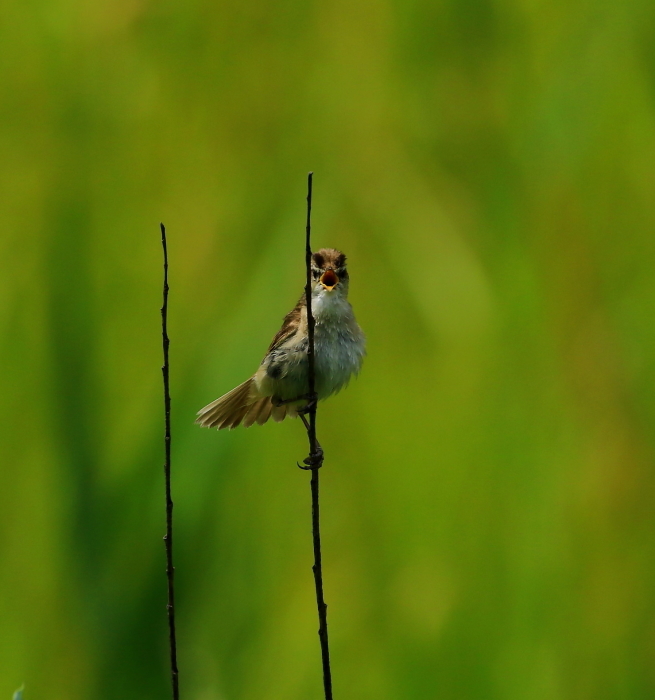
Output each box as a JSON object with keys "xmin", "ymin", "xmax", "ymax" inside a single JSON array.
[{"xmin": 312, "ymin": 287, "xmax": 350, "ymax": 321}]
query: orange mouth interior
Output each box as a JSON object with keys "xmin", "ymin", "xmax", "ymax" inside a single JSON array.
[{"xmin": 320, "ymin": 269, "xmax": 338, "ymax": 289}]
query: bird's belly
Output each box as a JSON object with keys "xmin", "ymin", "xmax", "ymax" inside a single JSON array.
[
  {"xmin": 256, "ymin": 327, "xmax": 364, "ymax": 401},
  {"xmin": 314, "ymin": 328, "xmax": 364, "ymax": 399}
]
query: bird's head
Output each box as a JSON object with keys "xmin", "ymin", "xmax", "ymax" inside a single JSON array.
[{"xmin": 310, "ymin": 248, "xmax": 349, "ymax": 299}]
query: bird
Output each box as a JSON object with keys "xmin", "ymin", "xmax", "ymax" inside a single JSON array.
[{"xmin": 196, "ymin": 248, "xmax": 366, "ymax": 430}]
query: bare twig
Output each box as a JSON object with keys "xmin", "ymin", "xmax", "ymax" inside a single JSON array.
[
  {"xmin": 304, "ymin": 174, "xmax": 319, "ymax": 462},
  {"xmin": 161, "ymin": 223, "xmax": 180, "ymax": 700},
  {"xmin": 300, "ymin": 173, "xmax": 333, "ymax": 700}
]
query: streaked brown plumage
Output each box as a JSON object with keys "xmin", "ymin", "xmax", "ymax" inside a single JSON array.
[{"xmin": 196, "ymin": 248, "xmax": 366, "ymax": 430}]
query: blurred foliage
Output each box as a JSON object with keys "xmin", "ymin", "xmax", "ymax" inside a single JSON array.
[{"xmin": 1, "ymin": 0, "xmax": 655, "ymax": 698}]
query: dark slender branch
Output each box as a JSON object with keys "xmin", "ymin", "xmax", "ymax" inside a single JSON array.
[
  {"xmin": 301, "ymin": 174, "xmax": 333, "ymax": 700},
  {"xmin": 161, "ymin": 223, "xmax": 180, "ymax": 700},
  {"xmin": 304, "ymin": 172, "xmax": 317, "ymax": 443}
]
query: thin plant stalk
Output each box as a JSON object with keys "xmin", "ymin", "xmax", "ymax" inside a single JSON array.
[
  {"xmin": 301, "ymin": 174, "xmax": 333, "ymax": 700},
  {"xmin": 161, "ymin": 223, "xmax": 180, "ymax": 700}
]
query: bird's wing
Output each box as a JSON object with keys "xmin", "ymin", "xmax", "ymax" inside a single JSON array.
[{"xmin": 265, "ymin": 295, "xmax": 305, "ymax": 355}]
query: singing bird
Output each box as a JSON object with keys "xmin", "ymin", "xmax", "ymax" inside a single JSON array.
[{"xmin": 196, "ymin": 248, "xmax": 366, "ymax": 430}]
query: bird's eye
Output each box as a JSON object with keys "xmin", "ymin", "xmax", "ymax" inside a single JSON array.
[{"xmin": 312, "ymin": 269, "xmax": 320, "ymax": 279}]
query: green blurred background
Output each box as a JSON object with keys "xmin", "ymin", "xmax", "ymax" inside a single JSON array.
[{"xmin": 2, "ymin": 0, "xmax": 655, "ymax": 698}]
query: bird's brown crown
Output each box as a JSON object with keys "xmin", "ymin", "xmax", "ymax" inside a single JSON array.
[{"xmin": 312, "ymin": 248, "xmax": 347, "ymax": 272}]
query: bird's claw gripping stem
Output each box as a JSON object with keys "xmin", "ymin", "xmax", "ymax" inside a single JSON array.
[
  {"xmin": 298, "ymin": 443, "xmax": 324, "ymax": 470},
  {"xmin": 297, "ymin": 407, "xmax": 323, "ymax": 469}
]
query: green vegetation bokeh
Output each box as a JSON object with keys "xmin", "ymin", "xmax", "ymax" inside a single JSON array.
[{"xmin": 2, "ymin": 1, "xmax": 655, "ymax": 698}]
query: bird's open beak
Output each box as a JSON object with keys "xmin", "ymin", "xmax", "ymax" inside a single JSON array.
[{"xmin": 320, "ymin": 269, "xmax": 338, "ymax": 290}]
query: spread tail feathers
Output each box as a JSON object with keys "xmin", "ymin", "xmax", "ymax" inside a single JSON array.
[{"xmin": 196, "ymin": 378, "xmax": 297, "ymax": 430}]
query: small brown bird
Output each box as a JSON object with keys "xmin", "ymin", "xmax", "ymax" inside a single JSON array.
[{"xmin": 196, "ymin": 248, "xmax": 366, "ymax": 430}]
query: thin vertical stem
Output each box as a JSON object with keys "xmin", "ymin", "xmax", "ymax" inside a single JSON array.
[
  {"xmin": 161, "ymin": 223, "xmax": 180, "ymax": 700},
  {"xmin": 302, "ymin": 174, "xmax": 334, "ymax": 700},
  {"xmin": 304, "ymin": 172, "xmax": 317, "ymax": 446},
  {"xmin": 310, "ymin": 467, "xmax": 332, "ymax": 700}
]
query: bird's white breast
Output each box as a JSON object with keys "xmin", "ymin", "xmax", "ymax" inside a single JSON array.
[
  {"xmin": 313, "ymin": 292, "xmax": 366, "ymax": 399},
  {"xmin": 255, "ymin": 287, "xmax": 366, "ymax": 402}
]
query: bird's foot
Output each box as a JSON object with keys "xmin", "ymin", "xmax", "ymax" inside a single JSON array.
[{"xmin": 298, "ymin": 443, "xmax": 324, "ymax": 470}]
